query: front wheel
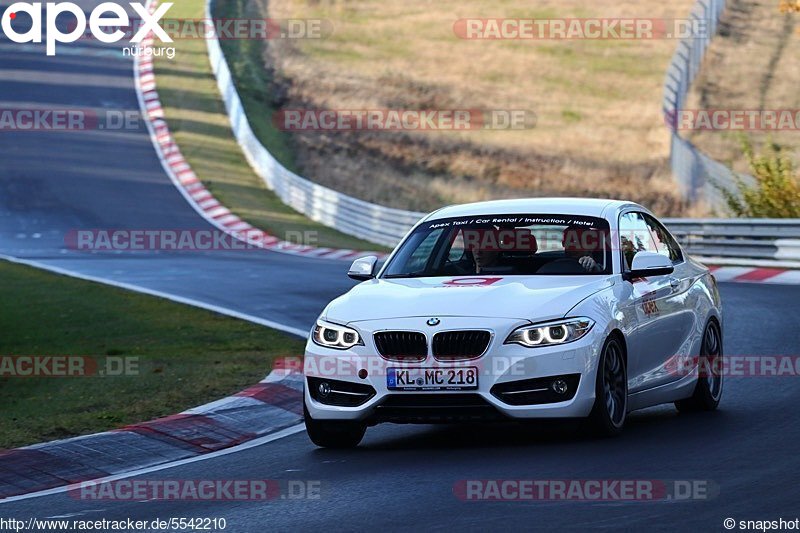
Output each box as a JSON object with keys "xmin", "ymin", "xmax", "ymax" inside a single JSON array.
[
  {"xmin": 586, "ymin": 336, "xmax": 627, "ymax": 437},
  {"xmin": 675, "ymin": 319, "xmax": 723, "ymax": 412},
  {"xmin": 304, "ymin": 402, "xmax": 366, "ymax": 448}
]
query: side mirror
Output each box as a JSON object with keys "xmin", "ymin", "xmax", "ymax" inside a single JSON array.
[
  {"xmin": 348, "ymin": 255, "xmax": 378, "ymax": 281},
  {"xmin": 624, "ymin": 251, "xmax": 674, "ymax": 281}
]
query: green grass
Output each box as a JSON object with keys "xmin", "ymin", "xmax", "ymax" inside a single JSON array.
[
  {"xmin": 152, "ymin": 0, "xmax": 387, "ymax": 252},
  {"xmin": 561, "ymin": 109, "xmax": 582, "ymax": 123},
  {"xmin": 0, "ymin": 261, "xmax": 304, "ymax": 449}
]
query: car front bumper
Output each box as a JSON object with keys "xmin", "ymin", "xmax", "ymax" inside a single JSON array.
[{"xmin": 304, "ymin": 316, "xmax": 604, "ymax": 423}]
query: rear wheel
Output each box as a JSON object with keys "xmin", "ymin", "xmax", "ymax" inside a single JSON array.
[
  {"xmin": 304, "ymin": 402, "xmax": 366, "ymax": 448},
  {"xmin": 675, "ymin": 320, "xmax": 723, "ymax": 412},
  {"xmin": 587, "ymin": 336, "xmax": 627, "ymax": 436}
]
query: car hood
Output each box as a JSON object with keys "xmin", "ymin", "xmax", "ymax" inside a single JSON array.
[{"xmin": 324, "ymin": 276, "xmax": 614, "ymax": 323}]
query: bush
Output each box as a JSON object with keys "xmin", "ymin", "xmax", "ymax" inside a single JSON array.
[
  {"xmin": 715, "ymin": 138, "xmax": 800, "ymax": 218},
  {"xmin": 778, "ymin": 0, "xmax": 800, "ymax": 14}
]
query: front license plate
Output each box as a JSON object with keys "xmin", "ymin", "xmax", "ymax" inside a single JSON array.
[{"xmin": 387, "ymin": 367, "xmax": 478, "ymax": 391}]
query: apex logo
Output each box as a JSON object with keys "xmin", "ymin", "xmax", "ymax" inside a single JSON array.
[{"xmin": 2, "ymin": 2, "xmax": 174, "ymax": 56}]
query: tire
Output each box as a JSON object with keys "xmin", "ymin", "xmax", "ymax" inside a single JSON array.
[
  {"xmin": 304, "ymin": 402, "xmax": 366, "ymax": 448},
  {"xmin": 586, "ymin": 335, "xmax": 628, "ymax": 437},
  {"xmin": 675, "ymin": 319, "xmax": 723, "ymax": 413}
]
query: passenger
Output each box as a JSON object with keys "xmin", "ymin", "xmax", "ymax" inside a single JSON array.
[{"xmin": 562, "ymin": 225, "xmax": 605, "ymax": 273}]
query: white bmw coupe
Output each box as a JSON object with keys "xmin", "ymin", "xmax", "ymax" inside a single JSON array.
[{"xmin": 304, "ymin": 199, "xmax": 723, "ymax": 447}]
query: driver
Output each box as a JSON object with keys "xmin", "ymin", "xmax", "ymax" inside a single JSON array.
[
  {"xmin": 562, "ymin": 225, "xmax": 605, "ymax": 273},
  {"xmin": 472, "ymin": 244, "xmax": 501, "ymax": 274},
  {"xmin": 465, "ymin": 227, "xmax": 536, "ymax": 274},
  {"xmin": 466, "ymin": 227, "xmax": 505, "ymax": 274}
]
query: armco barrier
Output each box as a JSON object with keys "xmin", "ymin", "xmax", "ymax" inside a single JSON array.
[
  {"xmin": 205, "ymin": 0, "xmax": 424, "ymax": 248},
  {"xmin": 204, "ymin": 0, "xmax": 798, "ymax": 264},
  {"xmin": 663, "ymin": 219, "xmax": 800, "ymax": 261}
]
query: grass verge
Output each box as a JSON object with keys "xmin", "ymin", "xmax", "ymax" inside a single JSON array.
[
  {"xmin": 152, "ymin": 0, "xmax": 387, "ymax": 252},
  {"xmin": 0, "ymin": 261, "xmax": 304, "ymax": 449}
]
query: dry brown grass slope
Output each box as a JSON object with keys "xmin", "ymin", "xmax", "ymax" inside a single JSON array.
[
  {"xmin": 235, "ymin": 0, "xmax": 701, "ymax": 215},
  {"xmin": 687, "ymin": 0, "xmax": 800, "ymax": 176}
]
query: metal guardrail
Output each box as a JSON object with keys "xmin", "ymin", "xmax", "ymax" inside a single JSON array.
[
  {"xmin": 664, "ymin": 219, "xmax": 800, "ymax": 261},
  {"xmin": 205, "ymin": 0, "xmax": 424, "ymax": 248},
  {"xmin": 205, "ymin": 0, "xmax": 799, "ymax": 265},
  {"xmin": 662, "ymin": 0, "xmax": 756, "ymax": 206}
]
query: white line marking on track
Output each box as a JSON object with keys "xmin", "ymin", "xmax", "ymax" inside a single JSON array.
[{"xmin": 0, "ymin": 254, "xmax": 308, "ymax": 339}]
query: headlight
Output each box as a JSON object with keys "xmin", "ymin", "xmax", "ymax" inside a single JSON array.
[
  {"xmin": 505, "ymin": 317, "xmax": 595, "ymax": 347},
  {"xmin": 312, "ymin": 320, "xmax": 364, "ymax": 350}
]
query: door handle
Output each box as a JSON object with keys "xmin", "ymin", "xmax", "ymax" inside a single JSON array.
[{"xmin": 669, "ymin": 278, "xmax": 681, "ymax": 291}]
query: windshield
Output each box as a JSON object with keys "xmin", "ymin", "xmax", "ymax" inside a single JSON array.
[{"xmin": 382, "ymin": 214, "xmax": 612, "ymax": 278}]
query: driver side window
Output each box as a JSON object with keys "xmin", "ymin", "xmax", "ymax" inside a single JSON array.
[
  {"xmin": 618, "ymin": 212, "xmax": 658, "ymax": 270},
  {"xmin": 642, "ymin": 214, "xmax": 684, "ymax": 264}
]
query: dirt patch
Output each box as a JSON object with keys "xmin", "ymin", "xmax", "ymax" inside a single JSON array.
[{"xmin": 688, "ymin": 0, "xmax": 800, "ymax": 173}]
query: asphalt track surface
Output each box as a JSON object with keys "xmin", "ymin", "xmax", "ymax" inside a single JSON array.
[
  {"xmin": 0, "ymin": 3, "xmax": 356, "ymax": 335},
  {"xmin": 2, "ymin": 4, "xmax": 800, "ymax": 531}
]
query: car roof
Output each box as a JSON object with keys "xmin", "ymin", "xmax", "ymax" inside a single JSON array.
[{"xmin": 425, "ymin": 198, "xmax": 644, "ymax": 221}]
